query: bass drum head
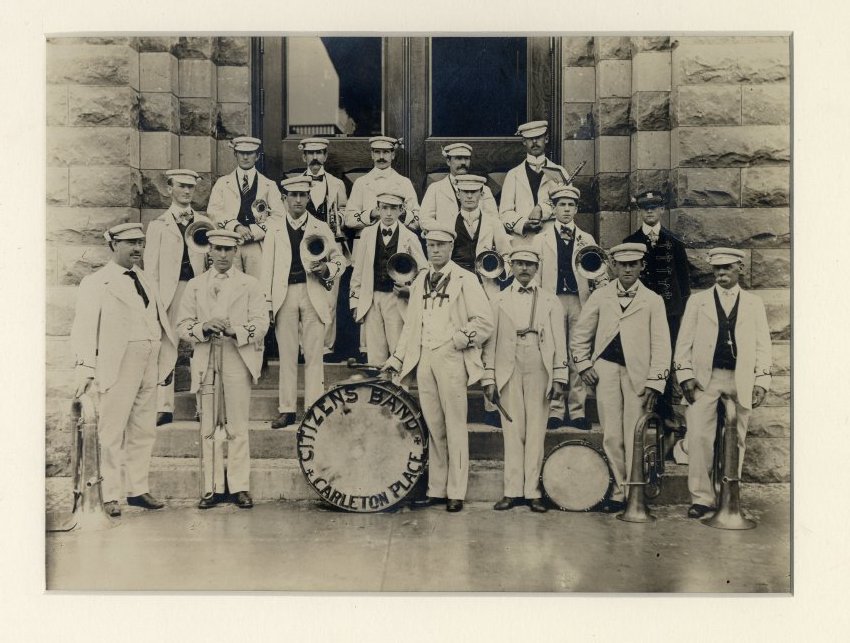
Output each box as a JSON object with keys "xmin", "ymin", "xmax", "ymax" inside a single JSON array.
[
  {"xmin": 297, "ymin": 379, "xmax": 428, "ymax": 513},
  {"xmin": 540, "ymin": 440, "xmax": 613, "ymax": 512}
]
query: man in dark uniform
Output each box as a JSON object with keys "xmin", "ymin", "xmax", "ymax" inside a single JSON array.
[{"xmin": 623, "ymin": 190, "xmax": 690, "ymax": 432}]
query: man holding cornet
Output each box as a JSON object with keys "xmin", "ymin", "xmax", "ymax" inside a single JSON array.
[
  {"xmin": 673, "ymin": 248, "xmax": 772, "ymax": 519},
  {"xmin": 207, "ymin": 136, "xmax": 285, "ymax": 279},
  {"xmin": 261, "ymin": 176, "xmax": 346, "ymax": 429},
  {"xmin": 349, "ymin": 188, "xmax": 427, "ymax": 365},
  {"xmin": 144, "ymin": 169, "xmax": 213, "ymax": 426},
  {"xmin": 535, "ymin": 185, "xmax": 605, "ymax": 430},
  {"xmin": 571, "ymin": 243, "xmax": 671, "ymax": 513},
  {"xmin": 177, "ymin": 230, "xmax": 269, "ymax": 509},
  {"xmin": 71, "ymin": 223, "xmax": 176, "ymax": 517}
]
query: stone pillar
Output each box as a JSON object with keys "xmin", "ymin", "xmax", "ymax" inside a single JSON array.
[
  {"xmin": 593, "ymin": 37, "xmax": 631, "ymax": 248},
  {"xmin": 46, "ymin": 37, "xmax": 142, "ymax": 500},
  {"xmin": 670, "ymin": 36, "xmax": 791, "ymax": 481},
  {"xmin": 214, "ymin": 37, "xmax": 253, "ymax": 177}
]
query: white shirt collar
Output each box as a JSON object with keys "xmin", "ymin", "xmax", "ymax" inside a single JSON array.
[
  {"xmin": 642, "ymin": 222, "xmax": 662, "ymax": 236},
  {"xmin": 169, "ymin": 204, "xmax": 193, "ymax": 219},
  {"xmin": 557, "ymin": 221, "xmax": 576, "ymax": 231},
  {"xmin": 211, "ymin": 266, "xmax": 238, "ymax": 279},
  {"xmin": 306, "ymin": 167, "xmax": 326, "ymax": 178},
  {"xmin": 287, "ymin": 211, "xmax": 308, "ymax": 230},
  {"xmin": 371, "ymin": 167, "xmax": 393, "ymax": 179},
  {"xmin": 237, "ymin": 167, "xmax": 257, "ymax": 185},
  {"xmin": 380, "ymin": 221, "xmax": 399, "ymax": 235},
  {"xmin": 109, "ymin": 260, "xmax": 137, "ymax": 275},
  {"xmin": 460, "ymin": 208, "xmax": 480, "ymax": 223},
  {"xmin": 526, "ymin": 154, "xmax": 547, "ymax": 167},
  {"xmin": 617, "ymin": 279, "xmax": 640, "ymax": 294},
  {"xmin": 511, "ymin": 280, "xmax": 536, "ymax": 293},
  {"xmin": 716, "ymin": 284, "xmax": 741, "ymax": 298},
  {"xmin": 430, "ymin": 261, "xmax": 452, "ymax": 278}
]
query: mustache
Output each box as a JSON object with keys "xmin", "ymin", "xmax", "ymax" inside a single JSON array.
[{"xmin": 308, "ymin": 159, "xmax": 323, "ymax": 167}]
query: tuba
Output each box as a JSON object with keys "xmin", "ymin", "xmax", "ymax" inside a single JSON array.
[
  {"xmin": 46, "ymin": 395, "xmax": 113, "ymax": 532},
  {"xmin": 617, "ymin": 411, "xmax": 664, "ymax": 523},
  {"xmin": 185, "ymin": 219, "xmax": 216, "ymax": 254},
  {"xmin": 387, "ymin": 252, "xmax": 418, "ymax": 286},
  {"xmin": 475, "ymin": 250, "xmax": 507, "ymax": 281},
  {"xmin": 198, "ymin": 334, "xmax": 235, "ymax": 500},
  {"xmin": 574, "ymin": 244, "xmax": 609, "ymax": 281},
  {"xmin": 703, "ymin": 395, "xmax": 756, "ymax": 530}
]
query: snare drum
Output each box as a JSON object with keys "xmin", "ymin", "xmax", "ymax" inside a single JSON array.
[
  {"xmin": 297, "ymin": 378, "xmax": 428, "ymax": 512},
  {"xmin": 540, "ymin": 440, "xmax": 613, "ymax": 512}
]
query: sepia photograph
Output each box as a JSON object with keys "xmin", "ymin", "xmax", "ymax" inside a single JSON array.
[{"xmin": 42, "ymin": 29, "xmax": 792, "ymax": 594}]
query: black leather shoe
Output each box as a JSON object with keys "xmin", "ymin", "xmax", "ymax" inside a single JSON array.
[
  {"xmin": 156, "ymin": 412, "xmax": 173, "ymax": 427},
  {"xmin": 687, "ymin": 504, "xmax": 714, "ymax": 519},
  {"xmin": 233, "ymin": 491, "xmax": 254, "ymax": 508},
  {"xmin": 103, "ymin": 501, "xmax": 121, "ymax": 517},
  {"xmin": 493, "ymin": 496, "xmax": 522, "ymax": 511},
  {"xmin": 126, "ymin": 493, "xmax": 164, "ymax": 510},
  {"xmin": 411, "ymin": 496, "xmax": 447, "ymax": 509},
  {"xmin": 546, "ymin": 417, "xmax": 563, "ymax": 431},
  {"xmin": 198, "ymin": 494, "xmax": 220, "ymax": 509},
  {"xmin": 271, "ymin": 412, "xmax": 297, "ymax": 429},
  {"xmin": 483, "ymin": 410, "xmax": 502, "ymax": 428},
  {"xmin": 565, "ymin": 417, "xmax": 590, "ymax": 431},
  {"xmin": 446, "ymin": 499, "xmax": 464, "ymax": 513},
  {"xmin": 529, "ymin": 498, "xmax": 549, "ymax": 513},
  {"xmin": 601, "ymin": 499, "xmax": 626, "ymax": 513}
]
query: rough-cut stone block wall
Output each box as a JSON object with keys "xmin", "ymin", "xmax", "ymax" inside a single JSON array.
[{"xmin": 45, "ymin": 36, "xmax": 253, "ymax": 482}]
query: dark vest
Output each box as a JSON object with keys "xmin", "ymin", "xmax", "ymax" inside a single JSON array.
[
  {"xmin": 236, "ymin": 173, "xmax": 259, "ymax": 227},
  {"xmin": 453, "ymin": 213, "xmax": 481, "ymax": 272},
  {"xmin": 712, "ymin": 290, "xmax": 739, "ymax": 370},
  {"xmin": 373, "ymin": 228, "xmax": 399, "ymax": 292},
  {"xmin": 305, "ymin": 174, "xmax": 330, "ymax": 223},
  {"xmin": 524, "ymin": 162, "xmax": 544, "ymax": 206},
  {"xmin": 599, "ymin": 333, "xmax": 627, "ymax": 367},
  {"xmin": 555, "ymin": 229, "xmax": 579, "ymax": 295},
  {"xmin": 287, "ymin": 220, "xmax": 307, "ymax": 284},
  {"xmin": 175, "ymin": 219, "xmax": 194, "ymax": 282}
]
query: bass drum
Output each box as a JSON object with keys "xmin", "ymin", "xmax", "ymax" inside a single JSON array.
[
  {"xmin": 540, "ymin": 440, "xmax": 613, "ymax": 512},
  {"xmin": 296, "ymin": 377, "xmax": 428, "ymax": 513}
]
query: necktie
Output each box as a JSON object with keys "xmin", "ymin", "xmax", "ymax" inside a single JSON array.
[
  {"xmin": 125, "ymin": 270, "xmax": 150, "ymax": 307},
  {"xmin": 310, "ymin": 174, "xmax": 325, "ymax": 182},
  {"xmin": 648, "ymin": 231, "xmax": 659, "ymax": 247},
  {"xmin": 559, "ymin": 225, "xmax": 574, "ymax": 240},
  {"xmin": 381, "ymin": 228, "xmax": 393, "ymax": 238},
  {"xmin": 241, "ymin": 173, "xmax": 250, "ymax": 195},
  {"xmin": 211, "ymin": 272, "xmax": 228, "ymax": 299},
  {"xmin": 617, "ymin": 290, "xmax": 636, "ymax": 299},
  {"xmin": 178, "ymin": 209, "xmax": 193, "ymax": 226},
  {"xmin": 430, "ymin": 272, "xmax": 442, "ymax": 288},
  {"xmin": 517, "ymin": 286, "xmax": 534, "ymax": 294}
]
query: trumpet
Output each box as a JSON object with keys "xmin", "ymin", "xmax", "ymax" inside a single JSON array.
[
  {"xmin": 46, "ymin": 395, "xmax": 113, "ymax": 532},
  {"xmin": 704, "ymin": 395, "xmax": 756, "ymax": 530},
  {"xmin": 387, "ymin": 251, "xmax": 418, "ymax": 286},
  {"xmin": 475, "ymin": 250, "xmax": 507, "ymax": 281},
  {"xmin": 198, "ymin": 334, "xmax": 235, "ymax": 500},
  {"xmin": 617, "ymin": 411, "xmax": 664, "ymax": 523},
  {"xmin": 574, "ymin": 244, "xmax": 609, "ymax": 281},
  {"xmin": 185, "ymin": 219, "xmax": 216, "ymax": 253},
  {"xmin": 251, "ymin": 198, "xmax": 269, "ymax": 224}
]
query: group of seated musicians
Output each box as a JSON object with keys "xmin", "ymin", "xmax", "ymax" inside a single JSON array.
[{"xmin": 70, "ymin": 120, "xmax": 773, "ymax": 519}]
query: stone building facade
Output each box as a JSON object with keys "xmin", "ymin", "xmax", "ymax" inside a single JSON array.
[{"xmin": 45, "ymin": 35, "xmax": 790, "ymax": 501}]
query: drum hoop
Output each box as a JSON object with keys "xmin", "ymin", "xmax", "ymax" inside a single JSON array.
[
  {"xmin": 297, "ymin": 379, "xmax": 429, "ymax": 512},
  {"xmin": 539, "ymin": 439, "xmax": 614, "ymax": 513}
]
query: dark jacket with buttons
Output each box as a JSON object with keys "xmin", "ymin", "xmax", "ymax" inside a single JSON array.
[{"xmin": 623, "ymin": 226, "xmax": 691, "ymax": 319}]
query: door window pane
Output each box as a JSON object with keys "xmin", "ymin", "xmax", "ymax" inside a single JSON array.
[
  {"xmin": 430, "ymin": 37, "xmax": 527, "ymax": 137},
  {"xmin": 286, "ymin": 37, "xmax": 382, "ymax": 137}
]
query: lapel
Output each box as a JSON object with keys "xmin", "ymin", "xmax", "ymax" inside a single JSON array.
[
  {"xmin": 162, "ymin": 209, "xmax": 183, "ymax": 242},
  {"xmin": 619, "ymin": 284, "xmax": 648, "ymax": 321},
  {"xmin": 106, "ymin": 266, "xmax": 145, "ymax": 310},
  {"xmin": 224, "ymin": 170, "xmax": 240, "ymax": 198},
  {"xmin": 443, "ymin": 262, "xmax": 463, "ymax": 304},
  {"xmin": 543, "ymin": 225, "xmax": 557, "ymax": 253},
  {"xmin": 515, "ymin": 162, "xmax": 533, "ymax": 201},
  {"xmin": 439, "ymin": 177, "xmax": 458, "ymax": 205},
  {"xmin": 699, "ymin": 288, "xmax": 719, "ymax": 326}
]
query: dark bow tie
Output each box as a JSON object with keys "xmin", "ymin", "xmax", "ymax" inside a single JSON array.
[
  {"xmin": 617, "ymin": 290, "xmax": 636, "ymax": 299},
  {"xmin": 308, "ymin": 174, "xmax": 325, "ymax": 182},
  {"xmin": 381, "ymin": 228, "xmax": 393, "ymax": 238},
  {"xmin": 559, "ymin": 225, "xmax": 574, "ymax": 240},
  {"xmin": 517, "ymin": 286, "xmax": 534, "ymax": 294}
]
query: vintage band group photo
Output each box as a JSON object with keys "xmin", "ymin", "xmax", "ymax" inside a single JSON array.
[{"xmin": 44, "ymin": 32, "xmax": 791, "ymax": 593}]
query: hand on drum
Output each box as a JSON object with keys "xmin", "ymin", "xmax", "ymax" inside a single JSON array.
[
  {"xmin": 580, "ymin": 366, "xmax": 598, "ymax": 387},
  {"xmin": 482, "ymin": 383, "xmax": 498, "ymax": 404},
  {"xmin": 680, "ymin": 378, "xmax": 703, "ymax": 404},
  {"xmin": 380, "ymin": 359, "xmax": 399, "ymax": 375},
  {"xmin": 640, "ymin": 387, "xmax": 659, "ymax": 413}
]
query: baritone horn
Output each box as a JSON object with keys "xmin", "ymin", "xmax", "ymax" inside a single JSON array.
[
  {"xmin": 618, "ymin": 411, "xmax": 664, "ymax": 523},
  {"xmin": 703, "ymin": 394, "xmax": 756, "ymax": 530},
  {"xmin": 387, "ymin": 252, "xmax": 418, "ymax": 286},
  {"xmin": 185, "ymin": 219, "xmax": 216, "ymax": 253},
  {"xmin": 46, "ymin": 394, "xmax": 113, "ymax": 532},
  {"xmin": 574, "ymin": 245, "xmax": 609, "ymax": 281},
  {"xmin": 475, "ymin": 250, "xmax": 506, "ymax": 280}
]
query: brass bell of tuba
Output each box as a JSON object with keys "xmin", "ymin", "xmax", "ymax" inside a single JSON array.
[
  {"xmin": 303, "ymin": 234, "xmax": 329, "ymax": 262},
  {"xmin": 387, "ymin": 252, "xmax": 418, "ymax": 286},
  {"xmin": 703, "ymin": 394, "xmax": 756, "ymax": 530},
  {"xmin": 617, "ymin": 411, "xmax": 664, "ymax": 523},
  {"xmin": 475, "ymin": 250, "xmax": 506, "ymax": 280},
  {"xmin": 251, "ymin": 198, "xmax": 269, "ymax": 223},
  {"xmin": 185, "ymin": 219, "xmax": 216, "ymax": 253},
  {"xmin": 574, "ymin": 244, "xmax": 609, "ymax": 281}
]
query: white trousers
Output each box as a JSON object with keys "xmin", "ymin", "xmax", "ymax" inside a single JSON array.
[
  {"xmin": 236, "ymin": 241, "xmax": 263, "ymax": 280},
  {"xmin": 595, "ymin": 358, "xmax": 643, "ymax": 502},
  {"xmin": 275, "ymin": 283, "xmax": 326, "ymax": 413},
  {"xmin": 157, "ymin": 279, "xmax": 187, "ymax": 414},
  {"xmin": 197, "ymin": 339, "xmax": 253, "ymax": 495},
  {"xmin": 324, "ymin": 268, "xmax": 341, "ymax": 352},
  {"xmin": 417, "ymin": 342, "xmax": 470, "ymax": 500},
  {"xmin": 684, "ymin": 368, "xmax": 751, "ymax": 507},
  {"xmin": 98, "ymin": 340, "xmax": 160, "ymax": 502},
  {"xmin": 363, "ymin": 291, "xmax": 405, "ymax": 365},
  {"xmin": 500, "ymin": 334, "xmax": 549, "ymax": 499},
  {"xmin": 549, "ymin": 293, "xmax": 587, "ymax": 421}
]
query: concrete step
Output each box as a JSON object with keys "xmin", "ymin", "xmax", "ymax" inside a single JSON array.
[
  {"xmin": 154, "ymin": 421, "xmax": 608, "ymax": 460},
  {"xmin": 145, "ymin": 456, "xmax": 691, "ymax": 505},
  {"xmin": 173, "ymin": 389, "xmax": 600, "ymax": 423}
]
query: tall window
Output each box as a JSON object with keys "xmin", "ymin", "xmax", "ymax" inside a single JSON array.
[
  {"xmin": 286, "ymin": 37, "xmax": 383, "ymax": 137},
  {"xmin": 430, "ymin": 37, "xmax": 528, "ymax": 137}
]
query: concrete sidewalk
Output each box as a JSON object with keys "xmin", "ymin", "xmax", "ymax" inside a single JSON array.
[{"xmin": 46, "ymin": 484, "xmax": 790, "ymax": 593}]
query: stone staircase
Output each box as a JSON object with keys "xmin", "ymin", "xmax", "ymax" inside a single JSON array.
[{"xmin": 147, "ymin": 361, "xmax": 692, "ymax": 505}]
